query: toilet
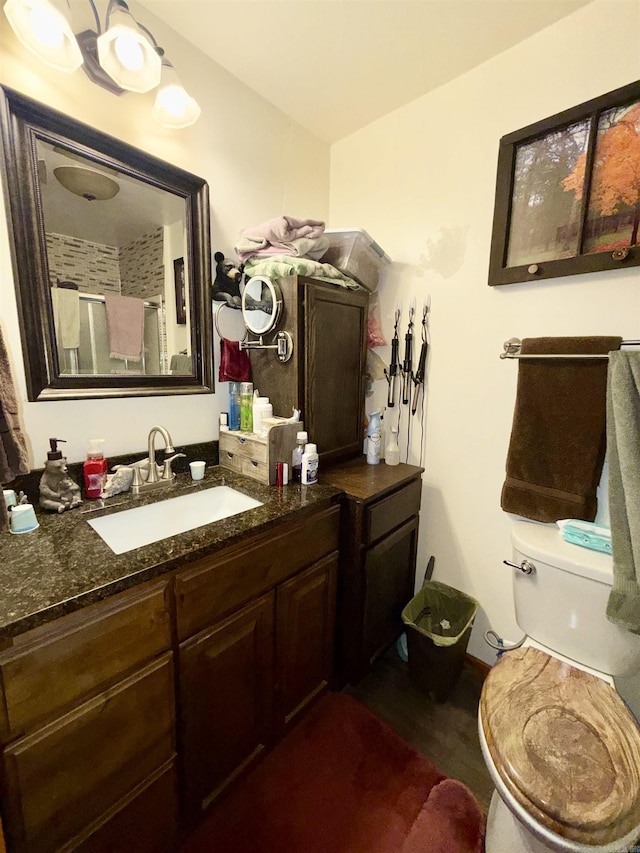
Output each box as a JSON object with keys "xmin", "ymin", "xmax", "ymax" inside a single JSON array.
[{"xmin": 479, "ymin": 520, "xmax": 640, "ymax": 853}]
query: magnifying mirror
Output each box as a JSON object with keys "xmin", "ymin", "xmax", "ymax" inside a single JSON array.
[{"xmin": 241, "ymin": 276, "xmax": 282, "ymax": 336}]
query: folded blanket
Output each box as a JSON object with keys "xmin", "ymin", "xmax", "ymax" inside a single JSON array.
[
  {"xmin": 236, "ymin": 216, "xmax": 328, "ymax": 263},
  {"xmin": 235, "ymin": 234, "xmax": 329, "ymax": 263},
  {"xmin": 501, "ymin": 336, "xmax": 622, "ymax": 523},
  {"xmin": 242, "ymin": 215, "xmax": 325, "ymax": 244},
  {"xmin": 244, "ymin": 255, "xmax": 363, "ymax": 290},
  {"xmin": 104, "ymin": 293, "xmax": 145, "ymax": 362},
  {"xmin": 605, "ymin": 351, "xmax": 640, "ymax": 635}
]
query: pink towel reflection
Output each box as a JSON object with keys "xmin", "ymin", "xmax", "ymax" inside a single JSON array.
[{"xmin": 104, "ymin": 293, "xmax": 145, "ymax": 362}]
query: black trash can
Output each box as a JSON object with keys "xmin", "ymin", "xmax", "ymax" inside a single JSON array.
[{"xmin": 401, "ymin": 580, "xmax": 479, "ymax": 703}]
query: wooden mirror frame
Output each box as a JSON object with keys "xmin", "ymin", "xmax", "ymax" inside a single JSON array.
[{"xmin": 0, "ymin": 86, "xmax": 213, "ymax": 400}]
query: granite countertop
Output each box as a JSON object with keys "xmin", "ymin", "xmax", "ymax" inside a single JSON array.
[{"xmin": 0, "ymin": 466, "xmax": 342, "ymax": 640}]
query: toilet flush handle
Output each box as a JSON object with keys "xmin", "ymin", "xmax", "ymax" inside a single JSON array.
[{"xmin": 503, "ymin": 559, "xmax": 536, "ymax": 575}]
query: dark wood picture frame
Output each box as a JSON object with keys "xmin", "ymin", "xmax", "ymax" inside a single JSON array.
[
  {"xmin": 488, "ymin": 80, "xmax": 640, "ymax": 286},
  {"xmin": 174, "ymin": 257, "xmax": 186, "ymax": 325}
]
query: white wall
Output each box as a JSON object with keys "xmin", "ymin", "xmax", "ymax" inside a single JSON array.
[
  {"xmin": 330, "ymin": 0, "xmax": 640, "ymax": 663},
  {"xmin": 0, "ymin": 1, "xmax": 329, "ymax": 466}
]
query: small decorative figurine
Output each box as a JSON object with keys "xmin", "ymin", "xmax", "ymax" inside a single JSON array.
[
  {"xmin": 39, "ymin": 438, "xmax": 82, "ymax": 513},
  {"xmin": 212, "ymin": 251, "xmax": 243, "ymax": 308}
]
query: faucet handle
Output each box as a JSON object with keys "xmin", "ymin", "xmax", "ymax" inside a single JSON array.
[{"xmin": 162, "ymin": 453, "xmax": 186, "ymax": 480}]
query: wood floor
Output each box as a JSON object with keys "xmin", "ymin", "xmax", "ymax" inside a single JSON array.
[{"xmin": 344, "ymin": 646, "xmax": 495, "ymax": 813}]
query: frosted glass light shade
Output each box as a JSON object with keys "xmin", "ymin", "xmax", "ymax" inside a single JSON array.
[
  {"xmin": 4, "ymin": 0, "xmax": 83, "ymax": 72},
  {"xmin": 152, "ymin": 64, "xmax": 201, "ymax": 129},
  {"xmin": 96, "ymin": 4, "xmax": 161, "ymax": 93},
  {"xmin": 54, "ymin": 166, "xmax": 120, "ymax": 201}
]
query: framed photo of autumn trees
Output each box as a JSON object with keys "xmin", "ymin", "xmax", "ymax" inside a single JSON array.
[{"xmin": 488, "ymin": 80, "xmax": 640, "ymax": 286}]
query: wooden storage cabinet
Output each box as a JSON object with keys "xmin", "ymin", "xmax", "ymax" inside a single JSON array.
[
  {"xmin": 248, "ymin": 276, "xmax": 369, "ymax": 466},
  {"xmin": 0, "ymin": 580, "xmax": 177, "ymax": 853},
  {"xmin": 323, "ymin": 460, "xmax": 423, "ymax": 685},
  {"xmin": 0, "ymin": 503, "xmax": 340, "ymax": 850},
  {"xmin": 176, "ymin": 507, "xmax": 340, "ymax": 825},
  {"xmin": 180, "ymin": 594, "xmax": 275, "ymax": 822},
  {"xmin": 275, "ymin": 553, "xmax": 338, "ymax": 732}
]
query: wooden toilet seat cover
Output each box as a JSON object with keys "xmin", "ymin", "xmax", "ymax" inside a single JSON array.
[{"xmin": 480, "ymin": 646, "xmax": 640, "ymax": 847}]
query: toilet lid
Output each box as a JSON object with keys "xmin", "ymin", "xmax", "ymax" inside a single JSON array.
[{"xmin": 480, "ymin": 646, "xmax": 640, "ymax": 848}]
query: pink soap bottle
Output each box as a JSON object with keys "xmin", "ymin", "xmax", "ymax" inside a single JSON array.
[{"xmin": 83, "ymin": 439, "xmax": 108, "ymax": 499}]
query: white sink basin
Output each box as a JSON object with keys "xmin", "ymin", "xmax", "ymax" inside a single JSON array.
[{"xmin": 88, "ymin": 486, "xmax": 263, "ymax": 554}]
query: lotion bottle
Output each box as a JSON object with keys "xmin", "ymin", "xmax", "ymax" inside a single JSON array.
[
  {"xmin": 301, "ymin": 443, "xmax": 319, "ymax": 485},
  {"xmin": 84, "ymin": 439, "xmax": 107, "ymax": 499}
]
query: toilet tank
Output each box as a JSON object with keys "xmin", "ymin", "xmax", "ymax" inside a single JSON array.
[{"xmin": 510, "ymin": 520, "xmax": 640, "ymax": 676}]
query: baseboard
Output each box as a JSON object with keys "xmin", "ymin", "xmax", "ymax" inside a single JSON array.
[{"xmin": 464, "ymin": 653, "xmax": 491, "ymax": 681}]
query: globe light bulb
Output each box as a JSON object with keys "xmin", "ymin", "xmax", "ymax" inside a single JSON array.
[
  {"xmin": 29, "ymin": 4, "xmax": 64, "ymax": 47},
  {"xmin": 158, "ymin": 84, "xmax": 189, "ymax": 116},
  {"xmin": 113, "ymin": 31, "xmax": 144, "ymax": 72}
]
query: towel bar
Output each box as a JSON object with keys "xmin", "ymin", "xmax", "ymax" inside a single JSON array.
[{"xmin": 500, "ymin": 338, "xmax": 640, "ymax": 360}]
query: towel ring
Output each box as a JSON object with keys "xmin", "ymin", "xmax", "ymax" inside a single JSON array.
[{"xmin": 214, "ymin": 302, "xmax": 248, "ymax": 342}]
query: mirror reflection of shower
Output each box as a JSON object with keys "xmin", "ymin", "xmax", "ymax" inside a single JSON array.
[{"xmin": 38, "ymin": 139, "xmax": 191, "ymax": 377}]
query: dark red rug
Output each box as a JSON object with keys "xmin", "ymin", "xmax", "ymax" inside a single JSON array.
[{"xmin": 181, "ymin": 692, "xmax": 485, "ymax": 853}]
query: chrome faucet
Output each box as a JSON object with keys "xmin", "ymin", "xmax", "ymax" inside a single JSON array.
[{"xmin": 131, "ymin": 425, "xmax": 185, "ymax": 494}]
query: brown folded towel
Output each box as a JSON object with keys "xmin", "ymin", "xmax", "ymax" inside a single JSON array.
[{"xmin": 501, "ymin": 336, "xmax": 622, "ymax": 523}]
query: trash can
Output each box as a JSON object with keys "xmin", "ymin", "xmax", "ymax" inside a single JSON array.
[{"xmin": 401, "ymin": 580, "xmax": 479, "ymax": 703}]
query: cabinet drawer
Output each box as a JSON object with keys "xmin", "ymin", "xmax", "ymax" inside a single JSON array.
[
  {"xmin": 175, "ymin": 505, "xmax": 340, "ymax": 641},
  {"xmin": 241, "ymin": 456, "xmax": 270, "ymax": 484},
  {"xmin": 365, "ymin": 478, "xmax": 422, "ymax": 545},
  {"xmin": 219, "ymin": 447, "xmax": 243, "ymax": 474},
  {"xmin": 70, "ymin": 760, "xmax": 178, "ymax": 853},
  {"xmin": 219, "ymin": 432, "xmax": 268, "ymax": 463},
  {"xmin": 2, "ymin": 653, "xmax": 175, "ymax": 853},
  {"xmin": 0, "ymin": 580, "xmax": 171, "ymax": 742}
]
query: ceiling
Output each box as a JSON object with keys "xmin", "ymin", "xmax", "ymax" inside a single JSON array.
[{"xmin": 138, "ymin": 0, "xmax": 593, "ymax": 144}]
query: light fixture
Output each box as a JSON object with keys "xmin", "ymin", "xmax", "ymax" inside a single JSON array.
[
  {"xmin": 3, "ymin": 0, "xmax": 201, "ymax": 128},
  {"xmin": 152, "ymin": 57, "xmax": 201, "ymax": 129},
  {"xmin": 96, "ymin": 0, "xmax": 161, "ymax": 94},
  {"xmin": 3, "ymin": 0, "xmax": 83, "ymax": 72},
  {"xmin": 54, "ymin": 165, "xmax": 120, "ymax": 201}
]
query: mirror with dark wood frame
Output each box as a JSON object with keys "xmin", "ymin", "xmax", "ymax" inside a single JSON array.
[{"xmin": 0, "ymin": 86, "xmax": 213, "ymax": 401}]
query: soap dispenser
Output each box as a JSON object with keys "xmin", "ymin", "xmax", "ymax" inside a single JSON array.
[
  {"xmin": 39, "ymin": 438, "xmax": 82, "ymax": 513},
  {"xmin": 84, "ymin": 439, "xmax": 108, "ymax": 499}
]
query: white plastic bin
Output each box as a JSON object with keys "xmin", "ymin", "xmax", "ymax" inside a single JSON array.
[{"xmin": 322, "ymin": 228, "xmax": 391, "ymax": 292}]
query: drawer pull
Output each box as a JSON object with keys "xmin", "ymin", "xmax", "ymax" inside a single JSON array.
[
  {"xmin": 226, "ymin": 452, "xmax": 234, "ymax": 459},
  {"xmin": 251, "ymin": 460, "xmax": 258, "ymax": 467}
]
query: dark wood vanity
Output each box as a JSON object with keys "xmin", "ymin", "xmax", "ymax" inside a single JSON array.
[
  {"xmin": 323, "ymin": 459, "xmax": 424, "ymax": 685},
  {"xmin": 0, "ymin": 454, "xmax": 422, "ymax": 851},
  {"xmin": 0, "ymin": 470, "xmax": 340, "ymax": 852}
]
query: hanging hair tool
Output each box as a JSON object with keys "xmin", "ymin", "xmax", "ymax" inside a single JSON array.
[
  {"xmin": 401, "ymin": 299, "xmax": 415, "ymax": 406},
  {"xmin": 411, "ymin": 295, "xmax": 431, "ymax": 415},
  {"xmin": 384, "ymin": 306, "xmax": 401, "ymax": 408}
]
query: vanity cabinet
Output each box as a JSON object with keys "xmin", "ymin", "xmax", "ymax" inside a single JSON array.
[
  {"xmin": 0, "ymin": 579, "xmax": 177, "ymax": 853},
  {"xmin": 323, "ymin": 459, "xmax": 423, "ymax": 685},
  {"xmin": 0, "ymin": 500, "xmax": 340, "ymax": 850},
  {"xmin": 175, "ymin": 506, "xmax": 339, "ymax": 825},
  {"xmin": 248, "ymin": 276, "xmax": 369, "ymax": 466}
]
